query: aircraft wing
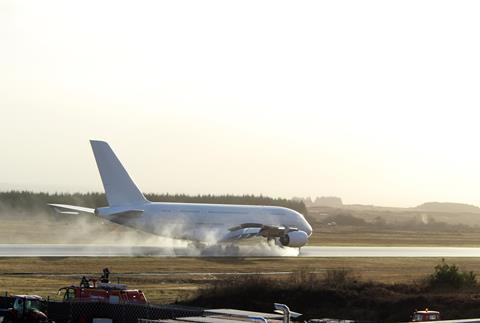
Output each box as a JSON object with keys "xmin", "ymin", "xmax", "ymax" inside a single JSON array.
[
  {"xmin": 48, "ymin": 203, "xmax": 95, "ymax": 215},
  {"xmin": 221, "ymin": 223, "xmax": 298, "ymax": 241}
]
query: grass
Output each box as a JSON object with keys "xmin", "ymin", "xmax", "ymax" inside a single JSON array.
[
  {"xmin": 184, "ymin": 267, "xmax": 480, "ymax": 322},
  {"xmin": 3, "ymin": 257, "xmax": 480, "ymax": 304},
  {"xmin": 310, "ymin": 226, "xmax": 480, "ymax": 246},
  {"xmin": 3, "ymin": 257, "xmax": 480, "ymax": 321},
  {"xmin": 4, "ymin": 257, "xmax": 480, "ymax": 321}
]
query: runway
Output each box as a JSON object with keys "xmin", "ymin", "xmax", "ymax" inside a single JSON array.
[
  {"xmin": 2, "ymin": 244, "xmax": 480, "ymax": 257},
  {"xmin": 300, "ymin": 246, "xmax": 480, "ymax": 257}
]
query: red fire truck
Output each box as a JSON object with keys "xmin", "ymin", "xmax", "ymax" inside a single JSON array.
[{"xmin": 57, "ymin": 269, "xmax": 147, "ymax": 305}]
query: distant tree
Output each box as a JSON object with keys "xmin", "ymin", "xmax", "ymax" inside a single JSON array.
[
  {"xmin": 0, "ymin": 191, "xmax": 307, "ymax": 215},
  {"xmin": 322, "ymin": 213, "xmax": 367, "ymax": 226}
]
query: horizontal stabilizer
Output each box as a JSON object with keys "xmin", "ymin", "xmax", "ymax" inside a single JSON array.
[{"xmin": 48, "ymin": 204, "xmax": 95, "ymax": 215}]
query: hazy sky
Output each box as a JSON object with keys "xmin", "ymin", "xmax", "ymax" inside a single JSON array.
[{"xmin": 1, "ymin": 1, "xmax": 480, "ymax": 207}]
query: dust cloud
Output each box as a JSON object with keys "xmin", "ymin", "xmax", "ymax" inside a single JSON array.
[{"xmin": 0, "ymin": 204, "xmax": 299, "ymax": 257}]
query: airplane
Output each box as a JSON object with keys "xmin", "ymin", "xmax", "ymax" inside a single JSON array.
[{"xmin": 49, "ymin": 140, "xmax": 313, "ymax": 248}]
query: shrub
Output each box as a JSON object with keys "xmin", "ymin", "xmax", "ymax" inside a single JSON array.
[
  {"xmin": 288, "ymin": 267, "xmax": 320, "ymax": 289},
  {"xmin": 324, "ymin": 268, "xmax": 356, "ymax": 287},
  {"xmin": 428, "ymin": 259, "xmax": 477, "ymax": 290}
]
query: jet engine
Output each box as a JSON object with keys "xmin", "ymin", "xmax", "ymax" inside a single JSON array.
[{"xmin": 279, "ymin": 230, "xmax": 309, "ymax": 248}]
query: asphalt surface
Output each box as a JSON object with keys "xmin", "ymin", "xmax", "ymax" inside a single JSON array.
[{"xmin": 2, "ymin": 244, "xmax": 480, "ymax": 257}]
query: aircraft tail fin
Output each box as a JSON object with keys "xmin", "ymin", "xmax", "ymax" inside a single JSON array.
[{"xmin": 90, "ymin": 140, "xmax": 148, "ymax": 206}]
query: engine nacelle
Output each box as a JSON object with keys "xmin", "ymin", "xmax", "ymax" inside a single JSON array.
[{"xmin": 279, "ymin": 230, "xmax": 309, "ymax": 248}]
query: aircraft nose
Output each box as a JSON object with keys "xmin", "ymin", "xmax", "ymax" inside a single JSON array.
[
  {"xmin": 305, "ymin": 220, "xmax": 313, "ymax": 236},
  {"xmin": 296, "ymin": 211, "xmax": 312, "ymax": 236}
]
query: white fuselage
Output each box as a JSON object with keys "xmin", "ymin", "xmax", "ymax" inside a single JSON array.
[
  {"xmin": 51, "ymin": 141, "xmax": 314, "ymax": 248},
  {"xmin": 96, "ymin": 202, "xmax": 313, "ymax": 242}
]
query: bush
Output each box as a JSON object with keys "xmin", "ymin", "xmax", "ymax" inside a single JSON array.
[
  {"xmin": 288, "ymin": 267, "xmax": 320, "ymax": 289},
  {"xmin": 324, "ymin": 269, "xmax": 356, "ymax": 287},
  {"xmin": 428, "ymin": 259, "xmax": 477, "ymax": 290}
]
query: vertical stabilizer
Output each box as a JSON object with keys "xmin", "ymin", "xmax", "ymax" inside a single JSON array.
[{"xmin": 90, "ymin": 140, "xmax": 148, "ymax": 206}]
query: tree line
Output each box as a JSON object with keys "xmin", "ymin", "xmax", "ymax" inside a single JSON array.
[{"xmin": 0, "ymin": 191, "xmax": 307, "ymax": 215}]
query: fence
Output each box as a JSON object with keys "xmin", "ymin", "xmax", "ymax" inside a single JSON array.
[{"xmin": 0, "ymin": 296, "xmax": 203, "ymax": 323}]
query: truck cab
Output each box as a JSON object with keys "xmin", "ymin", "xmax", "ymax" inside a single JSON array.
[{"xmin": 0, "ymin": 295, "xmax": 48, "ymax": 323}]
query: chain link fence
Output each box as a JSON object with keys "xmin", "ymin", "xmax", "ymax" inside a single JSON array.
[{"xmin": 0, "ymin": 296, "xmax": 203, "ymax": 323}]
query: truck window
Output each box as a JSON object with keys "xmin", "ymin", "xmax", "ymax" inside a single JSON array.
[
  {"xmin": 413, "ymin": 314, "xmax": 423, "ymax": 321},
  {"xmin": 25, "ymin": 300, "xmax": 41, "ymax": 311},
  {"xmin": 14, "ymin": 298, "xmax": 23, "ymax": 313},
  {"xmin": 109, "ymin": 295, "xmax": 120, "ymax": 304},
  {"xmin": 66, "ymin": 288, "xmax": 75, "ymax": 300}
]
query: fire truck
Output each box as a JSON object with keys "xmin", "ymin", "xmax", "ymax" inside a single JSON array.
[
  {"xmin": 411, "ymin": 309, "xmax": 441, "ymax": 322},
  {"xmin": 0, "ymin": 295, "xmax": 49, "ymax": 323},
  {"xmin": 57, "ymin": 269, "xmax": 147, "ymax": 305}
]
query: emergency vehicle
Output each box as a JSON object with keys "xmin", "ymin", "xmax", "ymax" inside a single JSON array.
[
  {"xmin": 57, "ymin": 270, "xmax": 147, "ymax": 305},
  {"xmin": 411, "ymin": 309, "xmax": 441, "ymax": 322}
]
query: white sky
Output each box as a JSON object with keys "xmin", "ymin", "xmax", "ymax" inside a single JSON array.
[{"xmin": 1, "ymin": 1, "xmax": 480, "ymax": 207}]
